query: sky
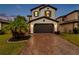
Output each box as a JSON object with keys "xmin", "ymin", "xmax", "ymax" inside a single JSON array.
[{"xmin": 0, "ymin": 4, "xmax": 79, "ymax": 17}]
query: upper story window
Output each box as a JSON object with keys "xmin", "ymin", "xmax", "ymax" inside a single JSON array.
[
  {"xmin": 62, "ymin": 19, "xmax": 65, "ymax": 21},
  {"xmin": 45, "ymin": 10, "xmax": 51, "ymax": 17},
  {"xmin": 34, "ymin": 11, "xmax": 39, "ymax": 17},
  {"xmin": 77, "ymin": 23, "xmax": 79, "ymax": 28}
]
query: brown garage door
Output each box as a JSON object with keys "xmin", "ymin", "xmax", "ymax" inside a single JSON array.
[{"xmin": 34, "ymin": 24, "xmax": 54, "ymax": 33}]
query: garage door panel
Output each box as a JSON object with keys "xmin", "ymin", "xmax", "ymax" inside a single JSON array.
[{"xmin": 34, "ymin": 24, "xmax": 54, "ymax": 33}]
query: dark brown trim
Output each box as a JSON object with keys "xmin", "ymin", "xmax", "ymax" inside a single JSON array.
[
  {"xmin": 31, "ymin": 4, "xmax": 57, "ymax": 11},
  {"xmin": 56, "ymin": 16, "xmax": 64, "ymax": 20},
  {"xmin": 29, "ymin": 16, "xmax": 58, "ymax": 23},
  {"xmin": 39, "ymin": 5, "xmax": 57, "ymax": 11},
  {"xmin": 73, "ymin": 23, "xmax": 74, "ymax": 29},
  {"xmin": 78, "ymin": 11, "xmax": 79, "ymax": 19},
  {"xmin": 1, "ymin": 22, "xmax": 9, "ymax": 24},
  {"xmin": 31, "ymin": 4, "xmax": 45, "ymax": 11},
  {"xmin": 64, "ymin": 10, "xmax": 79, "ymax": 17},
  {"xmin": 60, "ymin": 20, "xmax": 79, "ymax": 25}
]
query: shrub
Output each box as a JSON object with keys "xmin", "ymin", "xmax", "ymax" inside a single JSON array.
[
  {"xmin": 3, "ymin": 16, "xmax": 30, "ymax": 41},
  {"xmin": 73, "ymin": 28, "xmax": 79, "ymax": 34},
  {"xmin": 0, "ymin": 30, "xmax": 5, "ymax": 35},
  {"xmin": 54, "ymin": 31, "xmax": 60, "ymax": 35}
]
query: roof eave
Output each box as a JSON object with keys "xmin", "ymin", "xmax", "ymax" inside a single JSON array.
[
  {"xmin": 29, "ymin": 16, "xmax": 58, "ymax": 23},
  {"xmin": 31, "ymin": 4, "xmax": 57, "ymax": 11}
]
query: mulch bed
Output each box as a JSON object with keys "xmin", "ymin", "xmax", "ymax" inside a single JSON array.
[{"xmin": 8, "ymin": 35, "xmax": 31, "ymax": 42}]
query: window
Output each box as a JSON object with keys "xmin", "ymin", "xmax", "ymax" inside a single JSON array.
[
  {"xmin": 34, "ymin": 11, "xmax": 39, "ymax": 17},
  {"xmin": 77, "ymin": 23, "xmax": 79, "ymax": 27},
  {"xmin": 62, "ymin": 19, "xmax": 65, "ymax": 21},
  {"xmin": 45, "ymin": 10, "xmax": 51, "ymax": 17}
]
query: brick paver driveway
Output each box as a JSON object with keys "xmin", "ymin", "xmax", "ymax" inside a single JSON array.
[{"xmin": 20, "ymin": 33, "xmax": 79, "ymax": 55}]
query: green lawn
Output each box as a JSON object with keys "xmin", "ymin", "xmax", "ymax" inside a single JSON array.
[
  {"xmin": 0, "ymin": 33, "xmax": 27, "ymax": 55},
  {"xmin": 61, "ymin": 33, "xmax": 79, "ymax": 46}
]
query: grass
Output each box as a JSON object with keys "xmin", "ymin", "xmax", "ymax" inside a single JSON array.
[
  {"xmin": 61, "ymin": 33, "xmax": 79, "ymax": 46},
  {"xmin": 0, "ymin": 33, "xmax": 27, "ymax": 55}
]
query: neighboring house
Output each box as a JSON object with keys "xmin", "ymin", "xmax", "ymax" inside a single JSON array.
[
  {"xmin": 0, "ymin": 16, "xmax": 15, "ymax": 30},
  {"xmin": 57, "ymin": 10, "xmax": 79, "ymax": 33},
  {"xmin": 28, "ymin": 5, "xmax": 58, "ymax": 33},
  {"xmin": 0, "ymin": 19, "xmax": 9, "ymax": 30}
]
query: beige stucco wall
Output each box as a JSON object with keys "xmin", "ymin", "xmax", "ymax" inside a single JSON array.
[
  {"xmin": 31, "ymin": 8, "xmax": 39, "ymax": 20},
  {"xmin": 40, "ymin": 7, "xmax": 56, "ymax": 19},
  {"xmin": 59, "ymin": 23, "xmax": 79, "ymax": 33},
  {"xmin": 56, "ymin": 17, "xmax": 63, "ymax": 23},
  {"xmin": 31, "ymin": 7, "xmax": 56, "ymax": 20},
  {"xmin": 74, "ymin": 23, "xmax": 78, "ymax": 28},
  {"xmin": 30, "ymin": 18, "xmax": 58, "ymax": 33},
  {"xmin": 58, "ymin": 25, "xmax": 64, "ymax": 32},
  {"xmin": 62, "ymin": 23, "xmax": 74, "ymax": 32}
]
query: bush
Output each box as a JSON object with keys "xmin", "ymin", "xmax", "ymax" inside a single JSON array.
[
  {"xmin": 11, "ymin": 30, "xmax": 25, "ymax": 39},
  {"xmin": 3, "ymin": 16, "xmax": 29, "ymax": 41},
  {"xmin": 73, "ymin": 28, "xmax": 79, "ymax": 34},
  {"xmin": 8, "ymin": 30, "xmax": 31, "ymax": 41},
  {"xmin": 54, "ymin": 31, "xmax": 60, "ymax": 35}
]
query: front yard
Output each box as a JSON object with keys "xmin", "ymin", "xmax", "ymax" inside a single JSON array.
[
  {"xmin": 0, "ymin": 32, "xmax": 79, "ymax": 55},
  {"xmin": 61, "ymin": 33, "xmax": 79, "ymax": 46},
  {"xmin": 0, "ymin": 33, "xmax": 27, "ymax": 55}
]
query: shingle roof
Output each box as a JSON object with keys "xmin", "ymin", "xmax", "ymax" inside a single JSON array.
[
  {"xmin": 31, "ymin": 4, "xmax": 57, "ymax": 11},
  {"xmin": 60, "ymin": 19, "xmax": 79, "ymax": 25},
  {"xmin": 56, "ymin": 10, "xmax": 79, "ymax": 20},
  {"xmin": 0, "ymin": 19, "xmax": 9, "ymax": 23}
]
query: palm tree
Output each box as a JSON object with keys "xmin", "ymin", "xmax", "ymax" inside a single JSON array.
[{"xmin": 3, "ymin": 16, "xmax": 29, "ymax": 40}]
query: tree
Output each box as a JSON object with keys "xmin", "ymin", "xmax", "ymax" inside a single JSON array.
[{"xmin": 3, "ymin": 16, "xmax": 29, "ymax": 40}]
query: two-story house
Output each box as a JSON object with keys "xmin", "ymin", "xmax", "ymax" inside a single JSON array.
[
  {"xmin": 28, "ymin": 5, "xmax": 58, "ymax": 33},
  {"xmin": 57, "ymin": 10, "xmax": 79, "ymax": 33},
  {"xmin": 28, "ymin": 4, "xmax": 79, "ymax": 33}
]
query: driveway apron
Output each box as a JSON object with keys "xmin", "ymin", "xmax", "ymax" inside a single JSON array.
[{"xmin": 20, "ymin": 33, "xmax": 79, "ymax": 55}]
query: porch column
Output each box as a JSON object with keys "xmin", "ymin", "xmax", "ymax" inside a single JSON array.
[
  {"xmin": 54, "ymin": 23, "xmax": 57, "ymax": 32},
  {"xmin": 30, "ymin": 24, "xmax": 34, "ymax": 33}
]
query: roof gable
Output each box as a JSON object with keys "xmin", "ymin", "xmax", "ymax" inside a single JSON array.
[
  {"xmin": 64, "ymin": 10, "xmax": 79, "ymax": 17},
  {"xmin": 56, "ymin": 10, "xmax": 79, "ymax": 19},
  {"xmin": 31, "ymin": 4, "xmax": 57, "ymax": 11},
  {"xmin": 29, "ymin": 16, "xmax": 58, "ymax": 23}
]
